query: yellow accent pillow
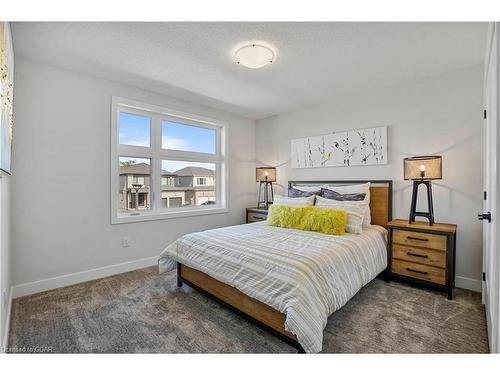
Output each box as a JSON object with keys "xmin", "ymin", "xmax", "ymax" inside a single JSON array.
[{"xmin": 267, "ymin": 205, "xmax": 347, "ymax": 235}]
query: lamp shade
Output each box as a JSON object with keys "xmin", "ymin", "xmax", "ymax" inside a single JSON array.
[
  {"xmin": 404, "ymin": 156, "xmax": 442, "ymax": 180},
  {"xmin": 256, "ymin": 167, "xmax": 276, "ymax": 182}
]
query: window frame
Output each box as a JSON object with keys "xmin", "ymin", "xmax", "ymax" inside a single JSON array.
[{"xmin": 111, "ymin": 96, "xmax": 228, "ymax": 224}]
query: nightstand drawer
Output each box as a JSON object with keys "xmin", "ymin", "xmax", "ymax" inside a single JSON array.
[
  {"xmin": 392, "ymin": 259, "xmax": 446, "ymax": 285},
  {"xmin": 392, "ymin": 244, "xmax": 446, "ymax": 268},
  {"xmin": 393, "ymin": 229, "xmax": 447, "ymax": 251},
  {"xmin": 247, "ymin": 212, "xmax": 268, "ymax": 222}
]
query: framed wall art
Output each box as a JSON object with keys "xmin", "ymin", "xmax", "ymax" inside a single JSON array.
[{"xmin": 291, "ymin": 126, "xmax": 387, "ymax": 169}]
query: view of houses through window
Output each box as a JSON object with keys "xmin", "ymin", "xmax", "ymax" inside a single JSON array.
[
  {"xmin": 118, "ymin": 158, "xmax": 216, "ymax": 213},
  {"xmin": 116, "ymin": 112, "xmax": 155, "ymax": 212},
  {"xmin": 118, "ymin": 157, "xmax": 151, "ymax": 212},
  {"xmin": 160, "ymin": 160, "xmax": 216, "ymax": 209}
]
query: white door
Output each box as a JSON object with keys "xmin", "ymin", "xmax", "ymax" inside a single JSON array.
[{"xmin": 483, "ymin": 22, "xmax": 499, "ymax": 353}]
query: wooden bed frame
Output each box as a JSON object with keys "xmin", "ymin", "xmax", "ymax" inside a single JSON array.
[{"xmin": 176, "ymin": 180, "xmax": 393, "ymax": 353}]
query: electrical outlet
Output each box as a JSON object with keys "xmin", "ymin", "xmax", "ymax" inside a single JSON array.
[{"xmin": 122, "ymin": 236, "xmax": 131, "ymax": 248}]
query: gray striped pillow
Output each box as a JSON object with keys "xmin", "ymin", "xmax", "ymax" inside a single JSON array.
[
  {"xmin": 288, "ymin": 187, "xmax": 321, "ymax": 198},
  {"xmin": 320, "ymin": 188, "xmax": 366, "ymax": 201}
]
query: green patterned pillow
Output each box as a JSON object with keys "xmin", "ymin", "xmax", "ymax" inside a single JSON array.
[{"xmin": 267, "ymin": 205, "xmax": 346, "ymax": 235}]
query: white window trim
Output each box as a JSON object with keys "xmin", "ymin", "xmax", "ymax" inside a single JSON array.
[{"xmin": 111, "ymin": 96, "xmax": 229, "ymax": 224}]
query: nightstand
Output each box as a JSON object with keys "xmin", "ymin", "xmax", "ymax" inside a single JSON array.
[
  {"xmin": 246, "ymin": 207, "xmax": 269, "ymax": 223},
  {"xmin": 387, "ymin": 219, "xmax": 457, "ymax": 300}
]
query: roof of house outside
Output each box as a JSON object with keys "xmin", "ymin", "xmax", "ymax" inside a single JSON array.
[
  {"xmin": 120, "ymin": 163, "xmax": 174, "ymax": 176},
  {"xmin": 174, "ymin": 167, "xmax": 215, "ymax": 177}
]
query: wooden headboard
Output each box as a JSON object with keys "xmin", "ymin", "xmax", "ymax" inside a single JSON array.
[{"xmin": 288, "ymin": 180, "xmax": 393, "ymax": 228}]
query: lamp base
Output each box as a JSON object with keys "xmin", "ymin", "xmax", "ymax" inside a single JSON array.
[
  {"xmin": 409, "ymin": 180, "xmax": 435, "ymax": 225},
  {"xmin": 258, "ymin": 181, "xmax": 274, "ymax": 209}
]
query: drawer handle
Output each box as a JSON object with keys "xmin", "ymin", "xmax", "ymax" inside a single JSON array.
[
  {"xmin": 252, "ymin": 215, "xmax": 266, "ymax": 220},
  {"xmin": 407, "ymin": 236, "xmax": 429, "ymax": 242},
  {"xmin": 406, "ymin": 267, "xmax": 428, "ymax": 275},
  {"xmin": 406, "ymin": 251, "xmax": 428, "ymax": 259}
]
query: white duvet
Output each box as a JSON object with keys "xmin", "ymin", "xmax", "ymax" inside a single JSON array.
[{"xmin": 158, "ymin": 221, "xmax": 387, "ymax": 353}]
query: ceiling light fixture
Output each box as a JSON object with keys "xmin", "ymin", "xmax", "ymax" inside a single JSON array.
[{"xmin": 234, "ymin": 42, "xmax": 276, "ymax": 69}]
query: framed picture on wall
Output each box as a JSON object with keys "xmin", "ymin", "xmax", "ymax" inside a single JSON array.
[
  {"xmin": 291, "ymin": 126, "xmax": 388, "ymax": 169},
  {"xmin": 0, "ymin": 22, "xmax": 14, "ymax": 175}
]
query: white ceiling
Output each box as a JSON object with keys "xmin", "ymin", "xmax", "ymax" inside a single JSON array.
[{"xmin": 12, "ymin": 22, "xmax": 487, "ymax": 120}]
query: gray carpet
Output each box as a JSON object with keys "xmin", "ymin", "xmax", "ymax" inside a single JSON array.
[{"xmin": 8, "ymin": 266, "xmax": 489, "ymax": 353}]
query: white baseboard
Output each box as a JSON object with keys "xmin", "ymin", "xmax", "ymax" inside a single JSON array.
[
  {"xmin": 12, "ymin": 256, "xmax": 158, "ymax": 298},
  {"xmin": 455, "ymin": 276, "xmax": 482, "ymax": 292},
  {"xmin": 2, "ymin": 287, "xmax": 13, "ymax": 353}
]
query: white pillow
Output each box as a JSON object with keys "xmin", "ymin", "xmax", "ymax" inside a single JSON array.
[
  {"xmin": 315, "ymin": 196, "xmax": 366, "ymax": 234},
  {"xmin": 323, "ymin": 183, "xmax": 371, "ymax": 225},
  {"xmin": 273, "ymin": 195, "xmax": 315, "ymax": 206}
]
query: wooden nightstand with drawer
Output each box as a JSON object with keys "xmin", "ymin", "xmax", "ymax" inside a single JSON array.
[
  {"xmin": 246, "ymin": 207, "xmax": 269, "ymax": 223},
  {"xmin": 387, "ymin": 219, "xmax": 457, "ymax": 300}
]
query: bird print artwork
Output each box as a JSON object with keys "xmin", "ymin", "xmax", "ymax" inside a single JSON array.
[{"xmin": 291, "ymin": 126, "xmax": 387, "ymax": 169}]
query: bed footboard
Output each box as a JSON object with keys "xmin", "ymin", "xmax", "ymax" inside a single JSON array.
[{"xmin": 176, "ymin": 262, "xmax": 305, "ymax": 353}]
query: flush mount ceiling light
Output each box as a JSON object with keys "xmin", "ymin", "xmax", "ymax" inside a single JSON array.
[{"xmin": 234, "ymin": 43, "xmax": 276, "ymax": 69}]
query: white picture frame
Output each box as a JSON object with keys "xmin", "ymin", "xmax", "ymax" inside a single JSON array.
[{"xmin": 291, "ymin": 126, "xmax": 388, "ymax": 169}]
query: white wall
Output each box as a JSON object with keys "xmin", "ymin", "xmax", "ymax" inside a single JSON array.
[
  {"xmin": 256, "ymin": 65, "xmax": 484, "ymax": 289},
  {"xmin": 0, "ymin": 173, "xmax": 11, "ymax": 348},
  {"xmin": 11, "ymin": 58, "xmax": 256, "ymax": 292}
]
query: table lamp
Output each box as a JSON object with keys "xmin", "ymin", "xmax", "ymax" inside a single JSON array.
[
  {"xmin": 404, "ymin": 155, "xmax": 442, "ymax": 225},
  {"xmin": 256, "ymin": 167, "xmax": 276, "ymax": 209}
]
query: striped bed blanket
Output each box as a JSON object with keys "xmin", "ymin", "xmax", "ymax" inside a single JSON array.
[{"xmin": 158, "ymin": 221, "xmax": 387, "ymax": 353}]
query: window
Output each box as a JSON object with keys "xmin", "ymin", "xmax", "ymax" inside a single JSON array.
[
  {"xmin": 119, "ymin": 112, "xmax": 151, "ymax": 147},
  {"xmin": 111, "ymin": 97, "xmax": 227, "ymax": 224},
  {"xmin": 162, "ymin": 160, "xmax": 216, "ymax": 207},
  {"xmin": 133, "ymin": 176, "xmax": 145, "ymax": 185},
  {"xmin": 162, "ymin": 120, "xmax": 216, "ymax": 154}
]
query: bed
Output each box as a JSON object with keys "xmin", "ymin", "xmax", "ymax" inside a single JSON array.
[{"xmin": 158, "ymin": 180, "xmax": 392, "ymax": 353}]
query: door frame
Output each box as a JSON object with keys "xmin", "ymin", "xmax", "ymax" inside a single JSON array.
[{"xmin": 484, "ymin": 21, "xmax": 500, "ymax": 353}]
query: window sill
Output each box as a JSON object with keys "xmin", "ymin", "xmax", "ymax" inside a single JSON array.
[{"xmin": 112, "ymin": 206, "xmax": 229, "ymax": 224}]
